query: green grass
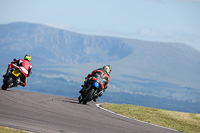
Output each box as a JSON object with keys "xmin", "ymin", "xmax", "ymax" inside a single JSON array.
[
  {"xmin": 102, "ymin": 103, "xmax": 200, "ymax": 133},
  {"xmin": 0, "ymin": 126, "xmax": 34, "ymax": 133}
]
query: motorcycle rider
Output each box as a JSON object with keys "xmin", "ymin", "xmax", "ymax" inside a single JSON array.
[
  {"xmin": 79, "ymin": 65, "xmax": 112, "ymax": 102},
  {"xmin": 3, "ymin": 54, "xmax": 32, "ymax": 87}
]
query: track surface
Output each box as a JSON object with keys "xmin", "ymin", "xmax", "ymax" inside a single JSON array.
[{"xmin": 0, "ymin": 89, "xmax": 179, "ymax": 133}]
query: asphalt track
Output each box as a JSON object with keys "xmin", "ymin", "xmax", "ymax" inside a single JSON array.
[{"xmin": 0, "ymin": 89, "xmax": 179, "ymax": 133}]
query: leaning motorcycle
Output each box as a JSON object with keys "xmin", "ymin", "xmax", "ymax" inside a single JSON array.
[
  {"xmin": 1, "ymin": 65, "xmax": 23, "ymax": 90},
  {"xmin": 78, "ymin": 77, "xmax": 102, "ymax": 104}
]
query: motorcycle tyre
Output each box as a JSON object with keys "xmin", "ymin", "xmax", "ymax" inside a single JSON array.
[
  {"xmin": 78, "ymin": 95, "xmax": 83, "ymax": 104},
  {"xmin": 2, "ymin": 77, "xmax": 14, "ymax": 90},
  {"xmin": 83, "ymin": 88, "xmax": 95, "ymax": 104}
]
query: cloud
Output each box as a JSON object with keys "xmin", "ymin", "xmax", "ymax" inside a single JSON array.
[
  {"xmin": 134, "ymin": 28, "xmax": 200, "ymax": 50},
  {"xmin": 171, "ymin": 30, "xmax": 200, "ymax": 44},
  {"xmin": 136, "ymin": 28, "xmax": 200, "ymax": 42},
  {"xmin": 136, "ymin": 28, "xmax": 161, "ymax": 38}
]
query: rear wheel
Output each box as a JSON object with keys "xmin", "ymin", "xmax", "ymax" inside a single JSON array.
[
  {"xmin": 83, "ymin": 88, "xmax": 95, "ymax": 104},
  {"xmin": 1, "ymin": 77, "xmax": 14, "ymax": 90},
  {"xmin": 1, "ymin": 84, "xmax": 8, "ymax": 90}
]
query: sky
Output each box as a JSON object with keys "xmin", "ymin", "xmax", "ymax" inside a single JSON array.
[{"xmin": 0, "ymin": 0, "xmax": 200, "ymax": 51}]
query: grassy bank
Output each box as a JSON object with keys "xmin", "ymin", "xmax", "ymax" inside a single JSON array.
[
  {"xmin": 0, "ymin": 126, "xmax": 33, "ymax": 133},
  {"xmin": 102, "ymin": 103, "xmax": 200, "ymax": 133}
]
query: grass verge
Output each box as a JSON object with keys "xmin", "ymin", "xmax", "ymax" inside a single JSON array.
[
  {"xmin": 101, "ymin": 103, "xmax": 200, "ymax": 133},
  {"xmin": 0, "ymin": 126, "xmax": 34, "ymax": 133}
]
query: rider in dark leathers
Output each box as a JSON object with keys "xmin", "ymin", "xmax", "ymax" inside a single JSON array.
[{"xmin": 79, "ymin": 65, "xmax": 112, "ymax": 102}]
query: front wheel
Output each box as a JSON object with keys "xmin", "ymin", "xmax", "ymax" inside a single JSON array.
[
  {"xmin": 78, "ymin": 95, "xmax": 83, "ymax": 104},
  {"xmin": 82, "ymin": 88, "xmax": 95, "ymax": 104},
  {"xmin": 1, "ymin": 77, "xmax": 14, "ymax": 90}
]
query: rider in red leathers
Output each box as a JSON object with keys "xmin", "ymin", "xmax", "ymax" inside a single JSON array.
[{"xmin": 3, "ymin": 54, "xmax": 32, "ymax": 87}]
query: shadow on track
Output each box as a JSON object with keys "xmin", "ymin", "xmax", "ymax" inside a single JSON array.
[{"xmin": 61, "ymin": 99, "xmax": 80, "ymax": 104}]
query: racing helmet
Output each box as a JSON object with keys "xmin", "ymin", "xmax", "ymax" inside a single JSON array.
[
  {"xmin": 24, "ymin": 54, "xmax": 32, "ymax": 62},
  {"xmin": 103, "ymin": 65, "xmax": 112, "ymax": 75}
]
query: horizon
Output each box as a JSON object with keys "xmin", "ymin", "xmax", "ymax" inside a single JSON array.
[{"xmin": 2, "ymin": 21, "xmax": 199, "ymax": 52}]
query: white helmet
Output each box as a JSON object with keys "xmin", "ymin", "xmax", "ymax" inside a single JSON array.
[{"xmin": 103, "ymin": 65, "xmax": 112, "ymax": 75}]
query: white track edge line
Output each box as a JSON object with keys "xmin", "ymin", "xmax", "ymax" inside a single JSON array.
[{"xmin": 96, "ymin": 103, "xmax": 180, "ymax": 132}]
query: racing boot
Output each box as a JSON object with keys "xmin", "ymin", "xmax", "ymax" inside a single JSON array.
[
  {"xmin": 79, "ymin": 83, "xmax": 88, "ymax": 93},
  {"xmin": 93, "ymin": 94, "xmax": 98, "ymax": 102},
  {"xmin": 3, "ymin": 74, "xmax": 6, "ymax": 78},
  {"xmin": 98, "ymin": 90, "xmax": 103, "ymax": 97},
  {"xmin": 3, "ymin": 72, "xmax": 9, "ymax": 78}
]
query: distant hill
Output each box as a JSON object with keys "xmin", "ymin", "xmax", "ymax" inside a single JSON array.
[
  {"xmin": 0, "ymin": 22, "xmax": 132, "ymax": 64},
  {"xmin": 0, "ymin": 22, "xmax": 200, "ymax": 113}
]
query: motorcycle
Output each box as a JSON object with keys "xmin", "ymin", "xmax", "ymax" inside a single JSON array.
[
  {"xmin": 78, "ymin": 77, "xmax": 103, "ymax": 104},
  {"xmin": 1, "ymin": 64, "xmax": 23, "ymax": 90}
]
